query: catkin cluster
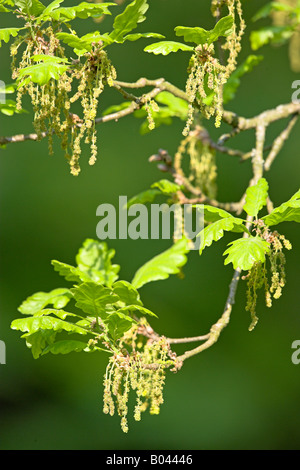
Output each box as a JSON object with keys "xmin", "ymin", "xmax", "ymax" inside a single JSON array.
[
  {"xmin": 244, "ymin": 220, "xmax": 292, "ymax": 331},
  {"xmin": 175, "ymin": 126, "xmax": 217, "ymax": 198},
  {"xmin": 184, "ymin": 0, "xmax": 245, "ymax": 133},
  {"xmin": 103, "ymin": 333, "xmax": 172, "ymax": 433},
  {"xmin": 11, "ymin": 29, "xmax": 116, "ymax": 175}
]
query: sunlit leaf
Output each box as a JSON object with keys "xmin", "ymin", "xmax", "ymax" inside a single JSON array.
[
  {"xmin": 262, "ymin": 189, "xmax": 300, "ymax": 226},
  {"xmin": 71, "ymin": 282, "xmax": 119, "ymax": 317},
  {"xmin": 144, "ymin": 40, "xmax": 194, "ymax": 55},
  {"xmin": 132, "ymin": 238, "xmax": 189, "ymax": 289},
  {"xmin": 110, "ymin": 0, "xmax": 149, "ymax": 43},
  {"xmin": 243, "ymin": 178, "xmax": 269, "ymax": 217},
  {"xmin": 223, "ymin": 236, "xmax": 270, "ymax": 271},
  {"xmin": 18, "ymin": 288, "xmax": 72, "ymax": 315}
]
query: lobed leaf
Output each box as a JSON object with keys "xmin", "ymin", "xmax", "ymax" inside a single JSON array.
[
  {"xmin": 18, "ymin": 288, "xmax": 72, "ymax": 315},
  {"xmin": 151, "ymin": 179, "xmax": 181, "ymax": 195},
  {"xmin": 71, "ymin": 282, "xmax": 119, "ymax": 317},
  {"xmin": 110, "ymin": 0, "xmax": 149, "ymax": 42},
  {"xmin": 40, "ymin": 2, "xmax": 115, "ymax": 22},
  {"xmin": 243, "ymin": 178, "xmax": 269, "ymax": 217},
  {"xmin": 104, "ymin": 311, "xmax": 136, "ymax": 341},
  {"xmin": 174, "ymin": 15, "xmax": 234, "ymax": 45},
  {"xmin": 11, "ymin": 315, "xmax": 88, "ymax": 335},
  {"xmin": 144, "ymin": 41, "xmax": 194, "ymax": 55},
  {"xmin": 75, "ymin": 239, "xmax": 120, "ymax": 286},
  {"xmin": 262, "ymin": 189, "xmax": 300, "ymax": 226},
  {"xmin": 198, "ymin": 216, "xmax": 248, "ymax": 255},
  {"xmin": 0, "ymin": 28, "xmax": 21, "ymax": 47},
  {"xmin": 223, "ymin": 236, "xmax": 270, "ymax": 271},
  {"xmin": 112, "ymin": 280, "xmax": 143, "ymax": 306},
  {"xmin": 15, "ymin": 0, "xmax": 45, "ymax": 17},
  {"xmin": 132, "ymin": 238, "xmax": 189, "ymax": 289},
  {"xmin": 126, "ymin": 189, "xmax": 161, "ymax": 209}
]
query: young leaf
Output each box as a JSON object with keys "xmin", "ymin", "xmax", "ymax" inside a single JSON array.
[
  {"xmin": 14, "ymin": 0, "xmax": 45, "ymax": 17},
  {"xmin": 155, "ymin": 91, "xmax": 188, "ymax": 117},
  {"xmin": 75, "ymin": 239, "xmax": 120, "ymax": 286},
  {"xmin": 132, "ymin": 238, "xmax": 189, "ymax": 289},
  {"xmin": 22, "ymin": 330, "xmax": 57, "ymax": 359},
  {"xmin": 223, "ymin": 236, "xmax": 270, "ymax": 271},
  {"xmin": 122, "ymin": 32, "xmax": 165, "ymax": 42},
  {"xmin": 198, "ymin": 217, "xmax": 248, "ymax": 255},
  {"xmin": 51, "ymin": 260, "xmax": 90, "ymax": 283},
  {"xmin": 112, "ymin": 280, "xmax": 143, "ymax": 306},
  {"xmin": 0, "ymin": 28, "xmax": 21, "ymax": 47},
  {"xmin": 71, "ymin": 282, "xmax": 119, "ymax": 317},
  {"xmin": 126, "ymin": 189, "xmax": 161, "ymax": 209},
  {"xmin": 110, "ymin": 0, "xmax": 149, "ymax": 42},
  {"xmin": 0, "ymin": 99, "xmax": 27, "ymax": 116},
  {"xmin": 104, "ymin": 311, "xmax": 136, "ymax": 341},
  {"xmin": 201, "ymin": 205, "xmax": 235, "ymax": 223},
  {"xmin": 17, "ymin": 60, "xmax": 69, "ymax": 86},
  {"xmin": 11, "ymin": 315, "xmax": 88, "ymax": 335},
  {"xmin": 144, "ymin": 41, "xmax": 194, "ymax": 55},
  {"xmin": 18, "ymin": 288, "xmax": 72, "ymax": 315},
  {"xmin": 40, "ymin": 2, "xmax": 115, "ymax": 22},
  {"xmin": 174, "ymin": 15, "xmax": 233, "ymax": 45},
  {"xmin": 151, "ymin": 179, "xmax": 181, "ymax": 194},
  {"xmin": 117, "ymin": 305, "xmax": 157, "ymax": 318},
  {"xmin": 243, "ymin": 178, "xmax": 269, "ymax": 217},
  {"xmin": 262, "ymin": 189, "xmax": 300, "ymax": 226},
  {"xmin": 41, "ymin": 340, "xmax": 88, "ymax": 356}
]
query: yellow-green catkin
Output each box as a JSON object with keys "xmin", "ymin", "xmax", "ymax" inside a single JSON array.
[
  {"xmin": 11, "ymin": 31, "xmax": 117, "ymax": 175},
  {"xmin": 244, "ymin": 221, "xmax": 292, "ymax": 330},
  {"xmin": 184, "ymin": 0, "xmax": 245, "ymax": 133},
  {"xmin": 102, "ymin": 332, "xmax": 172, "ymax": 433}
]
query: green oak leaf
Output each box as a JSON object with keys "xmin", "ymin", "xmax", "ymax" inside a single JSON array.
[
  {"xmin": 151, "ymin": 179, "xmax": 181, "ymax": 194},
  {"xmin": 243, "ymin": 178, "xmax": 269, "ymax": 217},
  {"xmin": 0, "ymin": 28, "xmax": 21, "ymax": 47},
  {"xmin": 40, "ymin": 2, "xmax": 115, "ymax": 22},
  {"xmin": 71, "ymin": 282, "xmax": 119, "ymax": 317},
  {"xmin": 223, "ymin": 236, "xmax": 270, "ymax": 271},
  {"xmin": 104, "ymin": 311, "xmax": 136, "ymax": 341},
  {"xmin": 117, "ymin": 304, "xmax": 157, "ymax": 318},
  {"xmin": 11, "ymin": 315, "xmax": 88, "ymax": 335},
  {"xmin": 127, "ymin": 189, "xmax": 161, "ymax": 208},
  {"xmin": 132, "ymin": 238, "xmax": 189, "ymax": 289},
  {"xmin": 75, "ymin": 239, "xmax": 120, "ymax": 286},
  {"xmin": 198, "ymin": 216, "xmax": 249, "ymax": 255},
  {"xmin": 110, "ymin": 0, "xmax": 149, "ymax": 43},
  {"xmin": 144, "ymin": 41, "xmax": 194, "ymax": 55},
  {"xmin": 174, "ymin": 15, "xmax": 234, "ymax": 45},
  {"xmin": 41, "ymin": 340, "xmax": 89, "ymax": 355},
  {"xmin": 18, "ymin": 288, "xmax": 72, "ymax": 315},
  {"xmin": 22, "ymin": 330, "xmax": 57, "ymax": 359},
  {"xmin": 51, "ymin": 260, "xmax": 90, "ymax": 283},
  {"xmin": 17, "ymin": 59, "xmax": 69, "ymax": 86},
  {"xmin": 122, "ymin": 32, "xmax": 165, "ymax": 42},
  {"xmin": 262, "ymin": 189, "xmax": 300, "ymax": 226},
  {"xmin": 14, "ymin": 0, "xmax": 45, "ymax": 17},
  {"xmin": 112, "ymin": 280, "xmax": 143, "ymax": 306}
]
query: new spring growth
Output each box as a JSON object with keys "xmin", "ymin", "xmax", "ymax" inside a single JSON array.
[
  {"xmin": 243, "ymin": 220, "xmax": 292, "ymax": 331},
  {"xmin": 103, "ymin": 324, "xmax": 174, "ymax": 433},
  {"xmin": 10, "ymin": 29, "xmax": 116, "ymax": 176},
  {"xmin": 184, "ymin": 0, "xmax": 245, "ymax": 134}
]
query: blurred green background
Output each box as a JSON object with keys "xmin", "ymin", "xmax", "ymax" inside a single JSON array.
[{"xmin": 1, "ymin": 0, "xmax": 300, "ymax": 450}]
